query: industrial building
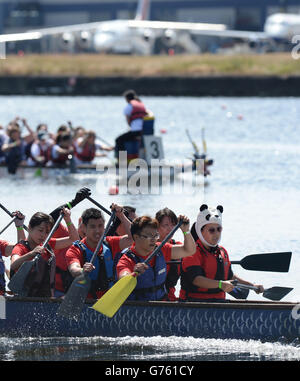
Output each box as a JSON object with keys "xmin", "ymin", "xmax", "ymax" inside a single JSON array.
[
  {"xmin": 0, "ymin": 0, "xmax": 299, "ymax": 34},
  {"xmin": 0, "ymin": 0, "xmax": 299, "ymax": 54}
]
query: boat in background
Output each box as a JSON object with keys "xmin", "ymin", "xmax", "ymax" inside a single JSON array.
[
  {"xmin": 0, "ymin": 121, "xmax": 213, "ymax": 181},
  {"xmin": 1, "ymin": 296, "xmax": 299, "ymax": 342}
]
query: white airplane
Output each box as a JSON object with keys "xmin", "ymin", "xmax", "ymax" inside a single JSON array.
[
  {"xmin": 0, "ymin": 0, "xmax": 225, "ymax": 55},
  {"xmin": 0, "ymin": 1, "xmax": 300, "ymax": 55}
]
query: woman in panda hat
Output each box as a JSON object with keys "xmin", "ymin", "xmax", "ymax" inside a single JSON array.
[{"xmin": 179, "ymin": 204, "xmax": 264, "ymax": 301}]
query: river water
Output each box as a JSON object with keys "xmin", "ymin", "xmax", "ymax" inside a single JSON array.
[{"xmin": 0, "ymin": 95, "xmax": 299, "ymax": 362}]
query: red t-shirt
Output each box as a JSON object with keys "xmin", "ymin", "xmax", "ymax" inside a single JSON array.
[
  {"xmin": 116, "ymin": 242, "xmax": 173, "ymax": 278},
  {"xmin": 0, "ymin": 240, "xmax": 9, "ymax": 257},
  {"xmin": 52, "ymin": 223, "xmax": 70, "ymax": 270},
  {"xmin": 51, "ymin": 223, "xmax": 73, "ymax": 292},
  {"xmin": 11, "ymin": 238, "xmax": 57, "ymax": 271},
  {"xmin": 66, "ymin": 236, "xmax": 122, "ymax": 298},
  {"xmin": 66, "ymin": 236, "xmax": 122, "ymax": 268}
]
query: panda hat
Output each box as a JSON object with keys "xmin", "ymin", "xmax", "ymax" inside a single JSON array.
[{"xmin": 195, "ymin": 204, "xmax": 224, "ymax": 247}]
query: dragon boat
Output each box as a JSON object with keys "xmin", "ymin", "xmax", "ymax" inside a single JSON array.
[{"xmin": 0, "ymin": 296, "xmax": 299, "ymax": 343}]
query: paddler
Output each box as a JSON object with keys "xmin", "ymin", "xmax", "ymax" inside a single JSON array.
[
  {"xmin": 115, "ymin": 214, "xmax": 196, "ymax": 301},
  {"xmin": 179, "ymin": 204, "xmax": 264, "ymax": 302},
  {"xmin": 114, "ymin": 89, "xmax": 153, "ymax": 161}
]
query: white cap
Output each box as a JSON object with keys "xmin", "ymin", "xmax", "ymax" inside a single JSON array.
[{"xmin": 195, "ymin": 204, "xmax": 223, "ymax": 247}]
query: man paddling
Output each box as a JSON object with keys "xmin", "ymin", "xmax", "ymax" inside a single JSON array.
[
  {"xmin": 10, "ymin": 208, "xmax": 79, "ymax": 297},
  {"xmin": 65, "ymin": 204, "xmax": 133, "ymax": 299},
  {"xmin": 179, "ymin": 205, "xmax": 264, "ymax": 302},
  {"xmin": 115, "ymin": 214, "xmax": 196, "ymax": 301}
]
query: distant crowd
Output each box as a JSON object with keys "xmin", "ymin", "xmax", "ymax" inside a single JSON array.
[{"xmin": 0, "ymin": 117, "xmax": 113, "ymax": 174}]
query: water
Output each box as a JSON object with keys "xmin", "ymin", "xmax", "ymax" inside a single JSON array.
[{"xmin": 0, "ymin": 95, "xmax": 300, "ymax": 362}]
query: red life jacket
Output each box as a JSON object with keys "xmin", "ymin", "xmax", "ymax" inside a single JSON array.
[
  {"xmin": 50, "ymin": 145, "xmax": 70, "ymax": 164},
  {"xmin": 74, "ymin": 143, "xmax": 96, "ymax": 162},
  {"xmin": 129, "ymin": 100, "xmax": 147, "ymax": 123},
  {"xmin": 180, "ymin": 239, "xmax": 231, "ymax": 301},
  {"xmin": 29, "ymin": 143, "xmax": 50, "ymax": 165}
]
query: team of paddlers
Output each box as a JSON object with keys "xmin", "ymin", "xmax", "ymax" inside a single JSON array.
[
  {"xmin": 0, "ymin": 187, "xmax": 265, "ymax": 303},
  {"xmin": 0, "ymin": 90, "xmax": 155, "ymax": 175},
  {"xmin": 0, "ymin": 117, "xmax": 114, "ymax": 174}
]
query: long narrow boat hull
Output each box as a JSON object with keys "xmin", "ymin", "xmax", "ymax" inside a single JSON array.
[
  {"xmin": 1, "ymin": 297, "xmax": 299, "ymax": 342},
  {"xmin": 0, "ymin": 163, "xmax": 204, "ymax": 181}
]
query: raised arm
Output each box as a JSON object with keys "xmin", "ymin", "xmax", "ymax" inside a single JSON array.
[{"xmin": 170, "ymin": 215, "xmax": 196, "ymax": 260}]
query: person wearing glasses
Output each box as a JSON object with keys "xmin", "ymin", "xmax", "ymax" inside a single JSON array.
[
  {"xmin": 179, "ymin": 204, "xmax": 264, "ymax": 302},
  {"xmin": 116, "ymin": 215, "xmax": 196, "ymax": 301}
]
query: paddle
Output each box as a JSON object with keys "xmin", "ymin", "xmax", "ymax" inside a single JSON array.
[
  {"xmin": 231, "ymin": 251, "xmax": 292, "ymax": 272},
  {"xmin": 0, "ymin": 216, "xmax": 17, "ymax": 236},
  {"xmin": 8, "ymin": 213, "xmax": 64, "ymax": 296},
  {"xmin": 87, "ymin": 196, "xmax": 112, "ymax": 216},
  {"xmin": 185, "ymin": 128, "xmax": 204, "ymax": 160},
  {"xmin": 92, "ymin": 218, "xmax": 184, "ymax": 318},
  {"xmin": 0, "ymin": 203, "xmax": 28, "ymax": 232},
  {"xmin": 232, "ymin": 280, "xmax": 293, "ymax": 301},
  {"xmin": 57, "ymin": 210, "xmax": 116, "ymax": 319},
  {"xmin": 228, "ymin": 285, "xmax": 249, "ymax": 300},
  {"xmin": 201, "ymin": 127, "xmax": 207, "ymax": 156},
  {"xmin": 97, "ymin": 136, "xmax": 114, "ymax": 150}
]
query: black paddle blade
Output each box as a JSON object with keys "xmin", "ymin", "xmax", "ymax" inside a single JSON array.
[
  {"xmin": 229, "ymin": 287, "xmax": 250, "ymax": 300},
  {"xmin": 240, "ymin": 252, "xmax": 292, "ymax": 272},
  {"xmin": 263, "ymin": 287, "xmax": 293, "ymax": 301},
  {"xmin": 7, "ymin": 261, "xmax": 35, "ymax": 296},
  {"xmin": 57, "ymin": 273, "xmax": 91, "ymax": 319}
]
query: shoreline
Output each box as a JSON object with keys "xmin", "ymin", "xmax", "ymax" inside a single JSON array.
[{"xmin": 1, "ymin": 75, "xmax": 300, "ymax": 96}]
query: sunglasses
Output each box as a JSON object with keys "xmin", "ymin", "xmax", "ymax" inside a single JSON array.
[{"xmin": 207, "ymin": 227, "xmax": 222, "ymax": 234}]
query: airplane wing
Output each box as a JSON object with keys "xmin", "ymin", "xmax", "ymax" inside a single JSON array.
[
  {"xmin": 0, "ymin": 20, "xmax": 118, "ymax": 42},
  {"xmin": 128, "ymin": 20, "xmax": 269, "ymax": 40},
  {"xmin": 0, "ymin": 19, "xmax": 269, "ymax": 43}
]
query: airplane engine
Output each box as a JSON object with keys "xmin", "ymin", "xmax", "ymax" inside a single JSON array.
[
  {"xmin": 59, "ymin": 32, "xmax": 75, "ymax": 51},
  {"xmin": 76, "ymin": 31, "xmax": 92, "ymax": 50},
  {"xmin": 142, "ymin": 29, "xmax": 152, "ymax": 41},
  {"xmin": 162, "ymin": 29, "xmax": 177, "ymax": 47}
]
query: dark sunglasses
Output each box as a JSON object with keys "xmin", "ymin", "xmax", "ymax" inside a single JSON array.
[{"xmin": 208, "ymin": 227, "xmax": 222, "ymax": 234}]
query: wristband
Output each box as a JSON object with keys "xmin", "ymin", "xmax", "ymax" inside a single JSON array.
[
  {"xmin": 183, "ymin": 231, "xmax": 190, "ymax": 235},
  {"xmin": 66, "ymin": 221, "xmax": 73, "ymax": 227},
  {"xmin": 17, "ymin": 226, "xmax": 24, "ymax": 231},
  {"xmin": 218, "ymin": 280, "xmax": 223, "ymax": 289}
]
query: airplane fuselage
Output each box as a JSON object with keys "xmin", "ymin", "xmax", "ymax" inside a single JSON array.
[{"xmin": 264, "ymin": 13, "xmax": 300, "ymax": 41}]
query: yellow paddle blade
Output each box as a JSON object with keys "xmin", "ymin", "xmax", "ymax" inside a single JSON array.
[{"xmin": 92, "ymin": 274, "xmax": 137, "ymax": 318}]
